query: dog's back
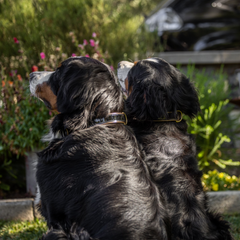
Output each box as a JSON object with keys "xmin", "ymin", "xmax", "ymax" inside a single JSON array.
[
  {"xmin": 121, "ymin": 58, "xmax": 234, "ymax": 240},
  {"xmin": 37, "ymin": 124, "xmax": 169, "ymax": 240}
]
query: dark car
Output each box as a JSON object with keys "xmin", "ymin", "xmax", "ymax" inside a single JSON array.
[{"xmin": 145, "ymin": 0, "xmax": 240, "ymax": 51}]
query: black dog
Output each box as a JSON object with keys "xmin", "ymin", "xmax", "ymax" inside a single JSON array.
[
  {"xmin": 29, "ymin": 57, "xmax": 170, "ymax": 240},
  {"xmin": 118, "ymin": 58, "xmax": 234, "ymax": 240}
]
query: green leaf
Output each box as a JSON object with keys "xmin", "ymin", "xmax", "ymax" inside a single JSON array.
[
  {"xmin": 213, "ymin": 159, "xmax": 226, "ymax": 169},
  {"xmin": 0, "ymin": 183, "xmax": 10, "ymax": 191},
  {"xmin": 219, "ymin": 159, "xmax": 240, "ymax": 166},
  {"xmin": 213, "ymin": 120, "xmax": 221, "ymax": 130}
]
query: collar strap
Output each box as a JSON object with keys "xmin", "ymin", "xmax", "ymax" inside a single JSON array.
[
  {"xmin": 153, "ymin": 110, "xmax": 183, "ymax": 123},
  {"xmin": 91, "ymin": 112, "xmax": 128, "ymax": 126},
  {"xmin": 63, "ymin": 112, "xmax": 127, "ymax": 136}
]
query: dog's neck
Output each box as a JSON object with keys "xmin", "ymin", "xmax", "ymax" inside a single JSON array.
[
  {"xmin": 43, "ymin": 112, "xmax": 127, "ymax": 142},
  {"xmin": 128, "ymin": 118, "xmax": 188, "ymax": 133},
  {"xmin": 90, "ymin": 112, "xmax": 127, "ymax": 127}
]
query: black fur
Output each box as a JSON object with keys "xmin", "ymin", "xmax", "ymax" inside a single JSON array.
[
  {"xmin": 125, "ymin": 57, "xmax": 234, "ymax": 240},
  {"xmin": 33, "ymin": 57, "xmax": 170, "ymax": 239},
  {"xmin": 40, "ymin": 224, "xmax": 96, "ymax": 240}
]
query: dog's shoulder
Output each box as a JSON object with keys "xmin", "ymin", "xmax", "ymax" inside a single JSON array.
[{"xmin": 37, "ymin": 124, "xmax": 138, "ymax": 164}]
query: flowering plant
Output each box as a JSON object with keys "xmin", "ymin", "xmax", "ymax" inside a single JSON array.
[{"xmin": 202, "ymin": 170, "xmax": 240, "ymax": 191}]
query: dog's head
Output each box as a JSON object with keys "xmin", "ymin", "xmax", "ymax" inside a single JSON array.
[
  {"xmin": 30, "ymin": 57, "xmax": 123, "ymax": 131},
  {"xmin": 117, "ymin": 57, "xmax": 200, "ymax": 121}
]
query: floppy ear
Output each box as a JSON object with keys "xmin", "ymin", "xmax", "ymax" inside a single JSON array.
[
  {"xmin": 56, "ymin": 62, "xmax": 124, "ymax": 124},
  {"xmin": 126, "ymin": 63, "xmax": 200, "ymax": 121},
  {"xmin": 56, "ymin": 72, "xmax": 91, "ymax": 114},
  {"xmin": 172, "ymin": 72, "xmax": 200, "ymax": 119}
]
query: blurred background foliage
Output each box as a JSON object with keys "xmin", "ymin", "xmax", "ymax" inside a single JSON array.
[
  {"xmin": 0, "ymin": 0, "xmax": 159, "ymax": 68},
  {"xmin": 0, "ymin": 0, "xmax": 160, "ymax": 197},
  {"xmin": 181, "ymin": 65, "xmax": 240, "ymax": 172}
]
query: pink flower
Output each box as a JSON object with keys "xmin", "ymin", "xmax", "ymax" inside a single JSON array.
[
  {"xmin": 92, "ymin": 32, "xmax": 97, "ymax": 38},
  {"xmin": 110, "ymin": 66, "xmax": 114, "ymax": 71},
  {"xmin": 78, "ymin": 44, "xmax": 84, "ymax": 49},
  {"xmin": 31, "ymin": 65, "xmax": 38, "ymax": 72},
  {"xmin": 89, "ymin": 39, "xmax": 95, "ymax": 47},
  {"xmin": 85, "ymin": 54, "xmax": 90, "ymax": 58},
  {"xmin": 49, "ymin": 111, "xmax": 52, "ymax": 116},
  {"xmin": 83, "ymin": 40, "xmax": 88, "ymax": 45},
  {"xmin": 55, "ymin": 47, "xmax": 60, "ymax": 51},
  {"xmin": 13, "ymin": 37, "xmax": 19, "ymax": 44},
  {"xmin": 72, "ymin": 53, "xmax": 76, "ymax": 57},
  {"xmin": 40, "ymin": 52, "xmax": 45, "ymax": 59}
]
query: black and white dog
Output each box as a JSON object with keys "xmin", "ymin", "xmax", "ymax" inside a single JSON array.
[
  {"xmin": 117, "ymin": 57, "xmax": 234, "ymax": 240},
  {"xmin": 29, "ymin": 57, "xmax": 170, "ymax": 240}
]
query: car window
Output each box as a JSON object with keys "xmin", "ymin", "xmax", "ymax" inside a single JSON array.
[
  {"xmin": 169, "ymin": 0, "xmax": 212, "ymax": 12},
  {"xmin": 169, "ymin": 0, "xmax": 240, "ymax": 12}
]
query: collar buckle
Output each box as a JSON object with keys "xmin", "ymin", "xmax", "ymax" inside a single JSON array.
[{"xmin": 91, "ymin": 112, "xmax": 128, "ymax": 126}]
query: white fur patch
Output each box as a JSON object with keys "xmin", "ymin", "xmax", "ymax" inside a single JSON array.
[
  {"xmin": 34, "ymin": 184, "xmax": 41, "ymax": 205},
  {"xmin": 41, "ymin": 129, "xmax": 62, "ymax": 142},
  {"xmin": 29, "ymin": 71, "xmax": 54, "ymax": 97},
  {"xmin": 117, "ymin": 61, "xmax": 134, "ymax": 96},
  {"xmin": 145, "ymin": 58, "xmax": 159, "ymax": 63}
]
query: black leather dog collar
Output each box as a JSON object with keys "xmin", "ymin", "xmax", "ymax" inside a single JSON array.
[{"xmin": 91, "ymin": 112, "xmax": 128, "ymax": 126}]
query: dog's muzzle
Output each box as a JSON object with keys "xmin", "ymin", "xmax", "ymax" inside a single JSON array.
[{"xmin": 29, "ymin": 71, "xmax": 54, "ymax": 96}]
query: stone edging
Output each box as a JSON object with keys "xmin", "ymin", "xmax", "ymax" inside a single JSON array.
[
  {"xmin": 0, "ymin": 191, "xmax": 240, "ymax": 221},
  {"xmin": 0, "ymin": 198, "xmax": 35, "ymax": 221},
  {"xmin": 207, "ymin": 191, "xmax": 240, "ymax": 215}
]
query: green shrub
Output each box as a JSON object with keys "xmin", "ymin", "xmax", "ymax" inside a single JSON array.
[
  {"xmin": 190, "ymin": 100, "xmax": 240, "ymax": 170},
  {"xmin": 182, "ymin": 65, "xmax": 240, "ymax": 171},
  {"xmin": 202, "ymin": 170, "xmax": 240, "ymax": 191},
  {"xmin": 0, "ymin": 69, "xmax": 50, "ymax": 192},
  {"xmin": 0, "ymin": 0, "xmax": 159, "ymax": 67}
]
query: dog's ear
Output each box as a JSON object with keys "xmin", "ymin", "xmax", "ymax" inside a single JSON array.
[
  {"xmin": 172, "ymin": 71, "xmax": 200, "ymax": 119},
  {"xmin": 56, "ymin": 71, "xmax": 91, "ymax": 114},
  {"xmin": 126, "ymin": 60, "xmax": 200, "ymax": 121},
  {"xmin": 55, "ymin": 60, "xmax": 123, "ymax": 122}
]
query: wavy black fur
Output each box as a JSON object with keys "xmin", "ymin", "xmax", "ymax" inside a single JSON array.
[
  {"xmin": 40, "ymin": 224, "xmax": 96, "ymax": 240},
  {"xmin": 125, "ymin": 57, "xmax": 234, "ymax": 240},
  {"xmin": 33, "ymin": 57, "xmax": 170, "ymax": 240}
]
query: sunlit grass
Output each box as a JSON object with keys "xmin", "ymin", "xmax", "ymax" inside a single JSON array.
[
  {"xmin": 224, "ymin": 214, "xmax": 240, "ymax": 240},
  {"xmin": 0, "ymin": 218, "xmax": 47, "ymax": 240},
  {"xmin": 0, "ymin": 215, "xmax": 239, "ymax": 239}
]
